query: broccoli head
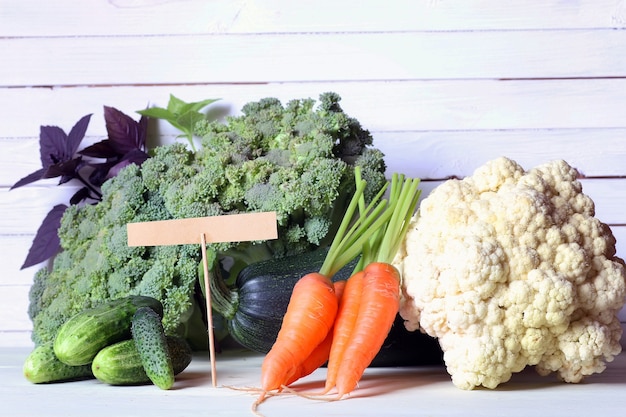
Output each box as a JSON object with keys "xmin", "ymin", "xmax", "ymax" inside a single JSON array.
[
  {"xmin": 28, "ymin": 92, "xmax": 386, "ymax": 346},
  {"xmin": 28, "ymin": 164, "xmax": 201, "ymax": 346},
  {"xmin": 164, "ymin": 92, "xmax": 387, "ymax": 265}
]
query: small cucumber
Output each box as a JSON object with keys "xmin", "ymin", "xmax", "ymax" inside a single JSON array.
[
  {"xmin": 92, "ymin": 336, "xmax": 192, "ymax": 386},
  {"xmin": 131, "ymin": 306, "xmax": 174, "ymax": 390},
  {"xmin": 54, "ymin": 295, "xmax": 163, "ymax": 366},
  {"xmin": 23, "ymin": 342, "xmax": 93, "ymax": 384}
]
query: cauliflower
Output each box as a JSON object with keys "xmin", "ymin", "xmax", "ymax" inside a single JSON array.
[{"xmin": 394, "ymin": 156, "xmax": 626, "ymax": 390}]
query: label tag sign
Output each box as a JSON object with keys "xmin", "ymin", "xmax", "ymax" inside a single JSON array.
[
  {"xmin": 126, "ymin": 211, "xmax": 277, "ymax": 388},
  {"xmin": 127, "ymin": 211, "xmax": 278, "ymax": 247}
]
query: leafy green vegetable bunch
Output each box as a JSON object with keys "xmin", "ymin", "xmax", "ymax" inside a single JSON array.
[{"xmin": 18, "ymin": 92, "xmax": 387, "ymax": 348}]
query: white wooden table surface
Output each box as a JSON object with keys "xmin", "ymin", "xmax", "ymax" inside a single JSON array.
[
  {"xmin": 1, "ymin": 1, "xmax": 625, "ymax": 402},
  {"xmin": 2, "ymin": 347, "xmax": 626, "ymax": 417}
]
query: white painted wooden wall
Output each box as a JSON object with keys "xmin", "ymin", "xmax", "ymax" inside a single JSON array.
[{"xmin": 2, "ymin": 0, "xmax": 626, "ymax": 347}]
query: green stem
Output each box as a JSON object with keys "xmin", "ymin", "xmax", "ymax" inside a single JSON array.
[
  {"xmin": 206, "ymin": 266, "xmax": 239, "ymax": 319},
  {"xmin": 319, "ymin": 166, "xmax": 391, "ymax": 278},
  {"xmin": 375, "ymin": 174, "xmax": 421, "ymax": 264},
  {"xmin": 319, "ymin": 178, "xmax": 366, "ymax": 277},
  {"xmin": 185, "ymin": 133, "xmax": 197, "ymax": 153},
  {"xmin": 223, "ymin": 243, "xmax": 274, "ymax": 283},
  {"xmin": 332, "ymin": 201, "xmax": 390, "ymax": 272}
]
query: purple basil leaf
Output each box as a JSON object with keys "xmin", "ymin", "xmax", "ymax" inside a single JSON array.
[
  {"xmin": 39, "ymin": 114, "xmax": 91, "ymax": 169},
  {"xmin": 123, "ymin": 148, "xmax": 150, "ymax": 166},
  {"xmin": 79, "ymin": 140, "xmax": 118, "ymax": 159},
  {"xmin": 10, "ymin": 168, "xmax": 46, "ymax": 190},
  {"xmin": 58, "ymin": 175, "xmax": 75, "ymax": 186},
  {"xmin": 66, "ymin": 114, "xmax": 92, "ymax": 156},
  {"xmin": 105, "ymin": 161, "xmax": 131, "ymax": 179},
  {"xmin": 21, "ymin": 204, "xmax": 67, "ymax": 269},
  {"xmin": 43, "ymin": 157, "xmax": 83, "ymax": 181},
  {"xmin": 88, "ymin": 160, "xmax": 117, "ymax": 186},
  {"xmin": 87, "ymin": 148, "xmax": 150, "ymax": 186},
  {"xmin": 69, "ymin": 187, "xmax": 92, "ymax": 205},
  {"xmin": 139, "ymin": 114, "xmax": 148, "ymax": 135},
  {"xmin": 103, "ymin": 106, "xmax": 147, "ymax": 154},
  {"xmin": 105, "ymin": 149, "xmax": 150, "ymax": 179},
  {"xmin": 39, "ymin": 125, "xmax": 69, "ymax": 168}
]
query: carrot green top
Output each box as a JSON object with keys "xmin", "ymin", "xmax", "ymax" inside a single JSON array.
[{"xmin": 319, "ymin": 167, "xmax": 421, "ymax": 277}]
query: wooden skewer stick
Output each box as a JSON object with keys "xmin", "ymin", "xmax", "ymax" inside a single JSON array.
[{"xmin": 200, "ymin": 233, "xmax": 218, "ymax": 387}]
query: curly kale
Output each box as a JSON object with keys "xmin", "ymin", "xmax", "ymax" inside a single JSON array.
[
  {"xmin": 191, "ymin": 92, "xmax": 387, "ymax": 262},
  {"xmin": 28, "ymin": 165, "xmax": 201, "ymax": 346},
  {"xmin": 28, "ymin": 92, "xmax": 386, "ymax": 346}
]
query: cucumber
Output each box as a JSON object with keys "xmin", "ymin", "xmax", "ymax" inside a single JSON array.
[
  {"xmin": 92, "ymin": 336, "xmax": 192, "ymax": 386},
  {"xmin": 54, "ymin": 295, "xmax": 163, "ymax": 366},
  {"xmin": 23, "ymin": 342, "xmax": 93, "ymax": 384},
  {"xmin": 131, "ymin": 306, "xmax": 174, "ymax": 390}
]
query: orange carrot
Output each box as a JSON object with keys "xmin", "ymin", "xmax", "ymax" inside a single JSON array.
[
  {"xmin": 324, "ymin": 271, "xmax": 364, "ymax": 392},
  {"xmin": 324, "ymin": 173, "xmax": 421, "ymax": 398},
  {"xmin": 260, "ymin": 272, "xmax": 338, "ymax": 392},
  {"xmin": 258, "ymin": 167, "xmax": 391, "ymax": 400},
  {"xmin": 333, "ymin": 262, "xmax": 401, "ymax": 396},
  {"xmin": 284, "ymin": 280, "xmax": 346, "ymax": 387}
]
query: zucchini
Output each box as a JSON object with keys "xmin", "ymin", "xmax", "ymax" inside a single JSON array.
[
  {"xmin": 131, "ymin": 306, "xmax": 174, "ymax": 390},
  {"xmin": 92, "ymin": 336, "xmax": 192, "ymax": 386},
  {"xmin": 23, "ymin": 342, "xmax": 93, "ymax": 384},
  {"xmin": 210, "ymin": 249, "xmax": 443, "ymax": 366},
  {"xmin": 210, "ymin": 248, "xmax": 353, "ymax": 354},
  {"xmin": 54, "ymin": 295, "xmax": 163, "ymax": 366}
]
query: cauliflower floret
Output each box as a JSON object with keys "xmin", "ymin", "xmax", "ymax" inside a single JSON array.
[{"xmin": 395, "ymin": 157, "xmax": 626, "ymax": 390}]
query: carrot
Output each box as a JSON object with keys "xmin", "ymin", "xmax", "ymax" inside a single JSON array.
[
  {"xmin": 334, "ymin": 262, "xmax": 401, "ymax": 396},
  {"xmin": 260, "ymin": 272, "xmax": 338, "ymax": 392},
  {"xmin": 257, "ymin": 167, "xmax": 392, "ymax": 401},
  {"xmin": 324, "ymin": 173, "xmax": 421, "ymax": 398},
  {"xmin": 283, "ymin": 280, "xmax": 346, "ymax": 387},
  {"xmin": 323, "ymin": 270, "xmax": 364, "ymax": 392}
]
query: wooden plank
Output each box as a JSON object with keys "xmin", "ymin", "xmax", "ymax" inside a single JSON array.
[
  {"xmin": 3, "ymin": 30, "xmax": 626, "ymax": 87},
  {"xmin": 0, "ymin": 330, "xmax": 33, "ymax": 347},
  {"xmin": 374, "ymin": 129, "xmax": 626, "ymax": 179},
  {"xmin": 612, "ymin": 226, "xmax": 626, "ymax": 263},
  {"xmin": 1, "ymin": 0, "xmax": 624, "ymax": 37},
  {"xmin": 6, "ymin": 128, "xmax": 626, "ymax": 184},
  {"xmin": 7, "ymin": 185, "xmax": 626, "ymax": 256},
  {"xmin": 1, "ymin": 185, "xmax": 77, "ymax": 234},
  {"xmin": 0, "ymin": 235, "xmax": 43, "ymax": 285},
  {"xmin": 0, "ymin": 138, "xmax": 43, "ymax": 187},
  {"xmin": 6, "ymin": 178, "xmax": 623, "ymax": 232},
  {"xmin": 0, "ymin": 285, "xmax": 32, "ymax": 333},
  {"xmin": 2, "ymin": 79, "xmax": 626, "ymax": 138},
  {"xmin": 579, "ymin": 179, "xmax": 626, "ymax": 226},
  {"xmin": 3, "ymin": 177, "xmax": 626, "ymax": 234},
  {"xmin": 4, "ymin": 0, "xmax": 626, "ymax": 339}
]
